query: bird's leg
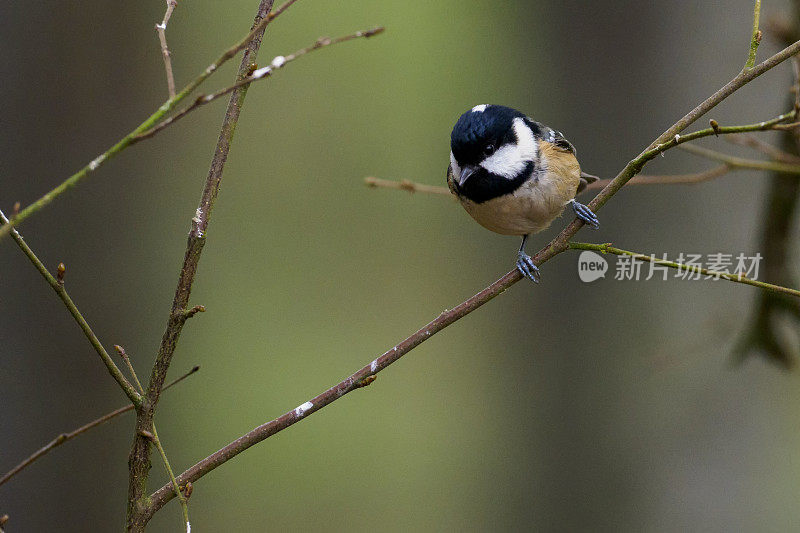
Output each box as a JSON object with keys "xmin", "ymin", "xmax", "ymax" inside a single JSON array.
[
  {"xmin": 516, "ymin": 234, "xmax": 540, "ymax": 283},
  {"xmin": 568, "ymin": 199, "xmax": 600, "ymax": 229}
]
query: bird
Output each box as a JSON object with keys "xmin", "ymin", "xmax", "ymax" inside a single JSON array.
[{"xmin": 447, "ymin": 104, "xmax": 600, "ymax": 282}]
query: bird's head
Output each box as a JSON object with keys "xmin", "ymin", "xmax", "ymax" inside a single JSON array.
[{"xmin": 449, "ymin": 105, "xmax": 540, "ymax": 202}]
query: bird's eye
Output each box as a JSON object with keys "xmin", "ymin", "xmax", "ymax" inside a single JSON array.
[{"xmin": 483, "ymin": 144, "xmax": 495, "ymax": 156}]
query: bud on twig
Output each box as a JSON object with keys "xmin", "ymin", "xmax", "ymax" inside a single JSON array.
[
  {"xmin": 709, "ymin": 119, "xmax": 721, "ymax": 136},
  {"xmin": 182, "ymin": 481, "xmax": 193, "ymax": 499},
  {"xmin": 56, "ymin": 263, "xmax": 66, "ymax": 285}
]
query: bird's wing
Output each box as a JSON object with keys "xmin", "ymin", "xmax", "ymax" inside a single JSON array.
[
  {"xmin": 527, "ymin": 118, "xmax": 576, "ymax": 154},
  {"xmin": 577, "ymin": 171, "xmax": 599, "ymax": 194}
]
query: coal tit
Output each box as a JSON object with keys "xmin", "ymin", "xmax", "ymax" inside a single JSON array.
[{"xmin": 447, "ymin": 104, "xmax": 600, "ymax": 282}]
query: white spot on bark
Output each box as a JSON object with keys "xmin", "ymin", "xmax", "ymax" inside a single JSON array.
[
  {"xmin": 295, "ymin": 401, "xmax": 313, "ymax": 417},
  {"xmin": 252, "ymin": 66, "xmax": 272, "ymax": 79},
  {"xmin": 88, "ymin": 155, "xmax": 106, "ymax": 171},
  {"xmin": 271, "ymin": 55, "xmax": 286, "ymax": 68},
  {"xmin": 370, "ymin": 359, "xmax": 378, "ymax": 372}
]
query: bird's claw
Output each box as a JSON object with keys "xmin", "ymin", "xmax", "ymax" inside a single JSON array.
[
  {"xmin": 570, "ymin": 200, "xmax": 600, "ymax": 229},
  {"xmin": 516, "ymin": 252, "xmax": 540, "ymax": 283}
]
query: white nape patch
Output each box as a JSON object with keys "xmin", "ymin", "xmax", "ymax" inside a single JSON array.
[
  {"xmin": 449, "ymin": 151, "xmax": 461, "ymax": 179},
  {"xmin": 480, "ymin": 118, "xmax": 537, "ymax": 179},
  {"xmin": 295, "ymin": 401, "xmax": 313, "ymax": 417},
  {"xmin": 471, "ymin": 104, "xmax": 488, "ymax": 113}
]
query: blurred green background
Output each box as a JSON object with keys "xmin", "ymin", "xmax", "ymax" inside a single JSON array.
[{"xmin": 3, "ymin": 1, "xmax": 800, "ymax": 531}]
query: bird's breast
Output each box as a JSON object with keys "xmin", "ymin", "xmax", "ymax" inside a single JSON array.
[{"xmin": 456, "ymin": 147, "xmax": 581, "ymax": 236}]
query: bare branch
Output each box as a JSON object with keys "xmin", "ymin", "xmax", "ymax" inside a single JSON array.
[
  {"xmin": 745, "ymin": 0, "xmax": 762, "ymax": 69},
  {"xmin": 0, "ymin": 209, "xmax": 142, "ymax": 406},
  {"xmin": 0, "ymin": 0, "xmax": 304, "ymax": 242},
  {"xmin": 133, "ymin": 27, "xmax": 385, "ymax": 144},
  {"xmin": 0, "ymin": 366, "xmax": 198, "ymax": 488},
  {"xmin": 129, "ymin": 1, "xmax": 282, "ymax": 529},
  {"xmin": 150, "ymin": 424, "xmax": 190, "ymax": 532},
  {"xmin": 364, "ymin": 176, "xmax": 454, "ymax": 196},
  {"xmin": 723, "ymin": 133, "xmax": 800, "ymax": 163},
  {"xmin": 569, "ymin": 242, "xmax": 800, "ymax": 298},
  {"xmin": 156, "ymin": 0, "xmax": 178, "ymax": 98},
  {"xmin": 145, "ymin": 29, "xmax": 800, "ymax": 518},
  {"xmin": 587, "ymin": 165, "xmax": 735, "ymax": 188},
  {"xmin": 678, "ymin": 143, "xmax": 800, "ymax": 174}
]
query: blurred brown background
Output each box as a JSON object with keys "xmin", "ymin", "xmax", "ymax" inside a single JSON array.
[{"xmin": 2, "ymin": 1, "xmax": 799, "ymax": 531}]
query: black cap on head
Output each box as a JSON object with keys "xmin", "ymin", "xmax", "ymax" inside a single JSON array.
[{"xmin": 450, "ymin": 105, "xmax": 527, "ymax": 165}]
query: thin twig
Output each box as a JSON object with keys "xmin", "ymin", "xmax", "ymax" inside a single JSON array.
[
  {"xmin": 156, "ymin": 0, "xmax": 178, "ymax": 98},
  {"xmin": 0, "ymin": 0, "xmax": 302, "ymax": 242},
  {"xmin": 116, "ymin": 345, "xmax": 146, "ymax": 394},
  {"xmin": 134, "ymin": 27, "xmax": 385, "ymax": 143},
  {"xmin": 118, "ymin": 345, "xmax": 190, "ymax": 531},
  {"xmin": 568, "ymin": 242, "xmax": 800, "ymax": 298},
  {"xmin": 0, "ymin": 366, "xmax": 199, "ymax": 488},
  {"xmin": 128, "ymin": 1, "xmax": 282, "ymax": 529},
  {"xmin": 146, "ymin": 10, "xmax": 800, "ymax": 516},
  {"xmin": 678, "ymin": 142, "xmax": 800, "ymax": 174},
  {"xmin": 363, "ymin": 166, "xmax": 739, "ymax": 197},
  {"xmin": 587, "ymin": 165, "xmax": 735, "ymax": 188},
  {"xmin": 745, "ymin": 0, "xmax": 762, "ymax": 69},
  {"xmin": 0, "ymin": 209, "xmax": 142, "ymax": 406},
  {"xmin": 364, "ymin": 176, "xmax": 454, "ymax": 196},
  {"xmin": 150, "ymin": 424, "xmax": 190, "ymax": 532},
  {"xmin": 723, "ymin": 133, "xmax": 800, "ymax": 163},
  {"xmin": 735, "ymin": 11, "xmax": 800, "ymax": 368}
]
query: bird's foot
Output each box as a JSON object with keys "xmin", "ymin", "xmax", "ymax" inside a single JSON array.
[
  {"xmin": 569, "ymin": 199, "xmax": 600, "ymax": 229},
  {"xmin": 516, "ymin": 251, "xmax": 540, "ymax": 283}
]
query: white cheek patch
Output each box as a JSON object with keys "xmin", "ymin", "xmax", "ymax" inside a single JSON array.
[
  {"xmin": 449, "ymin": 151, "xmax": 461, "ymax": 178},
  {"xmin": 480, "ymin": 118, "xmax": 537, "ymax": 179},
  {"xmin": 471, "ymin": 104, "xmax": 488, "ymax": 113}
]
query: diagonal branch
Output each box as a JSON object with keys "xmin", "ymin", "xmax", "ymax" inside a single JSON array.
[
  {"xmin": 146, "ymin": 9, "xmax": 800, "ymax": 516},
  {"xmin": 586, "ymin": 165, "xmax": 735, "ymax": 188},
  {"xmin": 0, "ymin": 209, "xmax": 142, "ymax": 406},
  {"xmin": 678, "ymin": 143, "xmax": 800, "ymax": 174},
  {"xmin": 723, "ymin": 133, "xmax": 800, "ymax": 163},
  {"xmin": 0, "ymin": 0, "xmax": 302, "ymax": 243},
  {"xmin": 155, "ymin": 0, "xmax": 178, "ymax": 98},
  {"xmin": 0, "ymin": 366, "xmax": 198, "ymax": 488},
  {"xmin": 568, "ymin": 242, "xmax": 800, "ymax": 298},
  {"xmin": 128, "ymin": 0, "xmax": 281, "ymax": 529},
  {"xmin": 132, "ymin": 27, "xmax": 384, "ymax": 144}
]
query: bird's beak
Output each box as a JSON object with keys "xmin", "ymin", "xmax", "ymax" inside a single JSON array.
[{"xmin": 458, "ymin": 165, "xmax": 477, "ymax": 187}]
